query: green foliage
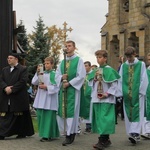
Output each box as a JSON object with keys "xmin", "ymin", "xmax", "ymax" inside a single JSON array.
[
  {"xmin": 17, "ymin": 20, "xmax": 29, "ymax": 51},
  {"xmin": 17, "ymin": 16, "xmax": 66, "ymax": 81},
  {"xmin": 26, "ymin": 16, "xmax": 50, "ymax": 81}
]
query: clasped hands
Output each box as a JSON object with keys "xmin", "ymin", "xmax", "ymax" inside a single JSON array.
[{"xmin": 4, "ymin": 86, "xmax": 13, "ymax": 95}]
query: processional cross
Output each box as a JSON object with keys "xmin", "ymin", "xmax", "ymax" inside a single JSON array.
[
  {"xmin": 59, "ymin": 22, "xmax": 73, "ymax": 134},
  {"xmin": 59, "ymin": 21, "xmax": 73, "ymax": 43}
]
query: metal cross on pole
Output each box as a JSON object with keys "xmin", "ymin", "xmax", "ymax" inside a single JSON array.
[
  {"xmin": 59, "ymin": 22, "xmax": 73, "ymax": 135},
  {"xmin": 60, "ymin": 21, "xmax": 73, "ymax": 44}
]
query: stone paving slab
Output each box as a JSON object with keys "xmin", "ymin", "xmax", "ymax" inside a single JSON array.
[{"xmin": 0, "ymin": 118, "xmax": 150, "ymax": 150}]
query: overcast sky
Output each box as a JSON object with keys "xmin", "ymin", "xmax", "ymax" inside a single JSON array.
[{"xmin": 13, "ymin": 0, "xmax": 108, "ymax": 65}]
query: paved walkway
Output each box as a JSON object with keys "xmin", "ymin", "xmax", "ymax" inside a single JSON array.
[{"xmin": 0, "ymin": 117, "xmax": 150, "ymax": 150}]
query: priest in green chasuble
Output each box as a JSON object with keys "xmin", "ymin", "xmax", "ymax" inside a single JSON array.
[
  {"xmin": 91, "ymin": 50, "xmax": 120, "ymax": 150},
  {"xmin": 55, "ymin": 40, "xmax": 86, "ymax": 146},
  {"xmin": 118, "ymin": 46, "xmax": 148, "ymax": 144}
]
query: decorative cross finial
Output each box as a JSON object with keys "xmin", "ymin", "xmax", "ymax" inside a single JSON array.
[{"xmin": 59, "ymin": 21, "xmax": 73, "ymax": 43}]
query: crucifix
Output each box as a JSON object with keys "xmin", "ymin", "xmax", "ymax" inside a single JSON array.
[
  {"xmin": 59, "ymin": 21, "xmax": 73, "ymax": 134},
  {"xmin": 60, "ymin": 21, "xmax": 73, "ymax": 44}
]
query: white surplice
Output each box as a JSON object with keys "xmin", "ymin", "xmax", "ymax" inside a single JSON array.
[{"xmin": 32, "ymin": 72, "xmax": 59, "ymax": 111}]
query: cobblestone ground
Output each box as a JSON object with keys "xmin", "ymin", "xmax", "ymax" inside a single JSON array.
[{"xmin": 0, "ymin": 117, "xmax": 150, "ymax": 150}]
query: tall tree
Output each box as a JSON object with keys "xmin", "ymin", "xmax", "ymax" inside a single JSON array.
[
  {"xmin": 47, "ymin": 25, "xmax": 64, "ymax": 70},
  {"xmin": 17, "ymin": 20, "xmax": 29, "ymax": 51},
  {"xmin": 26, "ymin": 16, "xmax": 50, "ymax": 82}
]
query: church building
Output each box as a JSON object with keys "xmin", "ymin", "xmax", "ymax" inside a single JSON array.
[{"xmin": 101, "ymin": 0, "xmax": 150, "ymax": 69}]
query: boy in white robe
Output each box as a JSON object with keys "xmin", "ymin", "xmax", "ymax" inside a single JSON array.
[
  {"xmin": 32, "ymin": 57, "xmax": 60, "ymax": 141},
  {"xmin": 55, "ymin": 40, "xmax": 86, "ymax": 146},
  {"xmin": 91, "ymin": 50, "xmax": 120, "ymax": 150},
  {"xmin": 118, "ymin": 46, "xmax": 148, "ymax": 144}
]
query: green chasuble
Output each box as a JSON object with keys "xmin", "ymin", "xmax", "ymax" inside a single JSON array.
[
  {"xmin": 58, "ymin": 56, "xmax": 79, "ymax": 118},
  {"xmin": 145, "ymin": 69, "xmax": 150, "ymax": 120},
  {"xmin": 122, "ymin": 61, "xmax": 142, "ymax": 122},
  {"xmin": 80, "ymin": 70, "xmax": 95, "ymax": 119}
]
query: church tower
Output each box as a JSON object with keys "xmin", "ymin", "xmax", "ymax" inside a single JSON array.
[{"xmin": 101, "ymin": 0, "xmax": 150, "ymax": 69}]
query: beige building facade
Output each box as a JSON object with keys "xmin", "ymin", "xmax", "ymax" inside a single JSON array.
[{"xmin": 101, "ymin": 0, "xmax": 150, "ymax": 69}]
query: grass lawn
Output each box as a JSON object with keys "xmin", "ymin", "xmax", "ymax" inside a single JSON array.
[{"xmin": 32, "ymin": 117, "xmax": 38, "ymax": 133}]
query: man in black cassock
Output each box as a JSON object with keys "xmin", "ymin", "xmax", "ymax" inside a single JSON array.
[{"xmin": 0, "ymin": 52, "xmax": 34, "ymax": 140}]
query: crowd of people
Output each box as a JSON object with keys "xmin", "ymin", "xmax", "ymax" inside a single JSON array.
[{"xmin": 0, "ymin": 40, "xmax": 150, "ymax": 150}]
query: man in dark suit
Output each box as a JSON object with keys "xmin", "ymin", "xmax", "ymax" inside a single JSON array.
[{"xmin": 0, "ymin": 52, "xmax": 34, "ymax": 140}]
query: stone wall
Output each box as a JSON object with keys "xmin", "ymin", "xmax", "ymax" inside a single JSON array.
[{"xmin": 101, "ymin": 0, "xmax": 150, "ymax": 69}]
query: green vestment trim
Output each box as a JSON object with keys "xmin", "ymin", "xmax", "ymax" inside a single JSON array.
[
  {"xmin": 58, "ymin": 56, "xmax": 79, "ymax": 118},
  {"xmin": 50, "ymin": 70, "xmax": 56, "ymax": 85},
  {"xmin": 122, "ymin": 61, "xmax": 142, "ymax": 122},
  {"xmin": 80, "ymin": 70, "xmax": 95, "ymax": 119},
  {"xmin": 146, "ymin": 69, "xmax": 150, "ymax": 120},
  {"xmin": 44, "ymin": 70, "xmax": 56, "ymax": 85},
  {"xmin": 99, "ymin": 65, "xmax": 120, "ymax": 82}
]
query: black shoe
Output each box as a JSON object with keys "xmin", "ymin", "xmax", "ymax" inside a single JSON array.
[
  {"xmin": 128, "ymin": 133, "xmax": 140, "ymax": 144},
  {"xmin": 62, "ymin": 135, "xmax": 71, "ymax": 146},
  {"xmin": 103, "ymin": 139, "xmax": 112, "ymax": 147},
  {"xmin": 40, "ymin": 137, "xmax": 51, "ymax": 142},
  {"xmin": 84, "ymin": 128, "xmax": 91, "ymax": 134},
  {"xmin": 93, "ymin": 142, "xmax": 104, "ymax": 150},
  {"xmin": 70, "ymin": 133, "xmax": 76, "ymax": 143},
  {"xmin": 16, "ymin": 135, "xmax": 26, "ymax": 139},
  {"xmin": 0, "ymin": 136, "xmax": 4, "ymax": 140},
  {"xmin": 93, "ymin": 137, "xmax": 104, "ymax": 150}
]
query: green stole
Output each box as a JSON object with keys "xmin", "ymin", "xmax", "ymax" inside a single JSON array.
[
  {"xmin": 44, "ymin": 70, "xmax": 56, "ymax": 85},
  {"xmin": 58, "ymin": 56, "xmax": 79, "ymax": 118},
  {"xmin": 122, "ymin": 61, "xmax": 142, "ymax": 122},
  {"xmin": 80, "ymin": 70, "xmax": 95, "ymax": 119},
  {"xmin": 100, "ymin": 65, "xmax": 120, "ymax": 82},
  {"xmin": 146, "ymin": 69, "xmax": 150, "ymax": 120}
]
